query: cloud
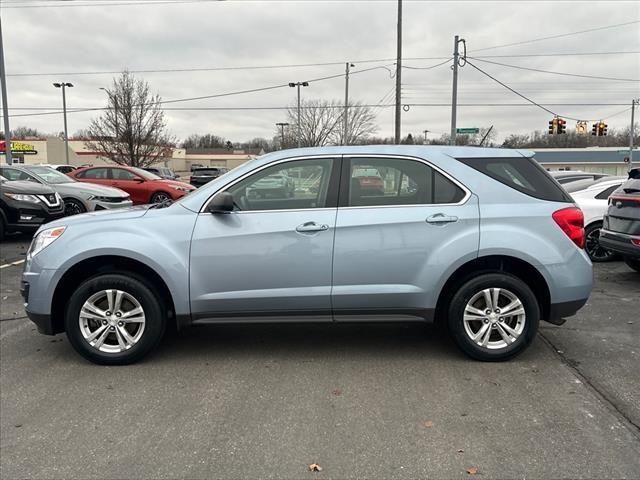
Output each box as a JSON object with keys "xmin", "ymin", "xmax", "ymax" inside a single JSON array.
[{"xmin": 3, "ymin": 0, "xmax": 639, "ymax": 142}]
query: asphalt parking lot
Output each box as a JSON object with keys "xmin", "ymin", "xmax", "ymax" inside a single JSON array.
[{"xmin": 1, "ymin": 234, "xmax": 639, "ymax": 479}]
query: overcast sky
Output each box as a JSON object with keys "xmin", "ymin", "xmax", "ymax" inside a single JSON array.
[{"xmin": 2, "ymin": 0, "xmax": 639, "ymax": 143}]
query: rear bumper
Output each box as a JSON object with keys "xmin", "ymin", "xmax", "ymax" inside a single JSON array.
[
  {"xmin": 546, "ymin": 298, "xmax": 589, "ymax": 324},
  {"xmin": 599, "ymin": 229, "xmax": 640, "ymax": 259}
]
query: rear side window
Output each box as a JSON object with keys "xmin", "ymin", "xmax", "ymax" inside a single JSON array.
[
  {"xmin": 78, "ymin": 168, "xmax": 108, "ymax": 179},
  {"xmin": 595, "ymin": 184, "xmax": 621, "ymax": 200},
  {"xmin": 457, "ymin": 156, "xmax": 572, "ymax": 202}
]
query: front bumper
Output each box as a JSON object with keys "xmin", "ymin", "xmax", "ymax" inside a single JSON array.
[
  {"xmin": 599, "ymin": 229, "xmax": 640, "ymax": 259},
  {"xmin": 89, "ymin": 198, "xmax": 133, "ymax": 211}
]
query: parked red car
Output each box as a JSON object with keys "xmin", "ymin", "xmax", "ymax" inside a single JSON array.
[{"xmin": 69, "ymin": 165, "xmax": 195, "ymax": 205}]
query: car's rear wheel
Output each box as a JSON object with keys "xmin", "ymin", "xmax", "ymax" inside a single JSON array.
[
  {"xmin": 585, "ymin": 222, "xmax": 616, "ymax": 262},
  {"xmin": 150, "ymin": 191, "xmax": 172, "ymax": 204},
  {"xmin": 64, "ymin": 274, "xmax": 166, "ymax": 365},
  {"xmin": 64, "ymin": 198, "xmax": 86, "ymax": 216},
  {"xmin": 447, "ymin": 273, "xmax": 539, "ymax": 361},
  {"xmin": 624, "ymin": 257, "xmax": 640, "ymax": 273}
]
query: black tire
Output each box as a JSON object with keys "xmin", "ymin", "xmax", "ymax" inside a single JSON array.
[
  {"xmin": 150, "ymin": 191, "xmax": 172, "ymax": 204},
  {"xmin": 64, "ymin": 274, "xmax": 166, "ymax": 365},
  {"xmin": 624, "ymin": 257, "xmax": 640, "ymax": 273},
  {"xmin": 447, "ymin": 273, "xmax": 540, "ymax": 362},
  {"xmin": 585, "ymin": 222, "xmax": 617, "ymax": 262},
  {"xmin": 63, "ymin": 198, "xmax": 87, "ymax": 216}
]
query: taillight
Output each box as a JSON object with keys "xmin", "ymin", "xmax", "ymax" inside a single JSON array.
[
  {"xmin": 552, "ymin": 207, "xmax": 585, "ymax": 249},
  {"xmin": 632, "ymin": 239, "xmax": 640, "ymax": 247}
]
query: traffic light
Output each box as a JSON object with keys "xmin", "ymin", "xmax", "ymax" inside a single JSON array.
[
  {"xmin": 601, "ymin": 122, "xmax": 608, "ymax": 136},
  {"xmin": 558, "ymin": 118, "xmax": 566, "ymax": 134},
  {"xmin": 548, "ymin": 118, "xmax": 556, "ymax": 135},
  {"xmin": 592, "ymin": 122, "xmax": 608, "ymax": 136},
  {"xmin": 592, "ymin": 123, "xmax": 598, "ymax": 136}
]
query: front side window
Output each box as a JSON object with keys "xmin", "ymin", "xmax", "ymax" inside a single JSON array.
[
  {"xmin": 78, "ymin": 168, "xmax": 109, "ymax": 179},
  {"xmin": 226, "ymin": 158, "xmax": 335, "ymax": 211},
  {"xmin": 345, "ymin": 157, "xmax": 466, "ymax": 207},
  {"xmin": 111, "ymin": 169, "xmax": 139, "ymax": 181}
]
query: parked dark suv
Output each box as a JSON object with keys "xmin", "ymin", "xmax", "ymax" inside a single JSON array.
[
  {"xmin": 599, "ymin": 168, "xmax": 640, "ymax": 272},
  {"xmin": 190, "ymin": 167, "xmax": 229, "ymax": 188},
  {"xmin": 0, "ymin": 174, "xmax": 65, "ymax": 240}
]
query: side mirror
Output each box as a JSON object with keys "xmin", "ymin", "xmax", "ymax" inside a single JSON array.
[{"xmin": 207, "ymin": 191, "xmax": 234, "ymax": 214}]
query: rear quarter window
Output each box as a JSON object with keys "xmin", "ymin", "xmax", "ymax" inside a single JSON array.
[{"xmin": 457, "ymin": 156, "xmax": 572, "ymax": 203}]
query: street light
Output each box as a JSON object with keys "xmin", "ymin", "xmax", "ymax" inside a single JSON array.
[
  {"xmin": 288, "ymin": 81, "xmax": 309, "ymax": 148},
  {"xmin": 53, "ymin": 82, "xmax": 73, "ymax": 165},
  {"xmin": 99, "ymin": 87, "xmax": 119, "ymax": 141},
  {"xmin": 344, "ymin": 62, "xmax": 355, "ymax": 145},
  {"xmin": 275, "ymin": 122, "xmax": 289, "ymax": 150}
]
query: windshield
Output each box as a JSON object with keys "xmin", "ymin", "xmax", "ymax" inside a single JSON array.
[
  {"xmin": 25, "ymin": 166, "xmax": 76, "ymax": 184},
  {"xmin": 131, "ymin": 167, "xmax": 162, "ymax": 180}
]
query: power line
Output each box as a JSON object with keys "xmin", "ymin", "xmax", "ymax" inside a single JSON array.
[
  {"xmin": 471, "ymin": 20, "xmax": 640, "ymax": 52},
  {"xmin": 1, "ymin": 0, "xmax": 223, "ymax": 9},
  {"xmin": 9, "ymin": 52, "xmax": 638, "ymax": 78},
  {"xmin": 464, "ymin": 59, "xmax": 633, "ymax": 122},
  {"xmin": 468, "ymin": 56, "xmax": 640, "ymax": 82},
  {"xmin": 9, "ymin": 103, "xmax": 634, "ymax": 118}
]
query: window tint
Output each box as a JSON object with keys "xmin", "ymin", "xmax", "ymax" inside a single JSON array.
[
  {"xmin": 79, "ymin": 168, "xmax": 109, "ymax": 179},
  {"xmin": 595, "ymin": 184, "xmax": 621, "ymax": 200},
  {"xmin": 458, "ymin": 156, "xmax": 572, "ymax": 203},
  {"xmin": 111, "ymin": 168, "xmax": 138, "ymax": 180},
  {"xmin": 226, "ymin": 158, "xmax": 335, "ymax": 211},
  {"xmin": 346, "ymin": 157, "xmax": 466, "ymax": 207}
]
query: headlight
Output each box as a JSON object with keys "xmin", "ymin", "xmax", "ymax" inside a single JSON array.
[
  {"xmin": 171, "ymin": 185, "xmax": 190, "ymax": 192},
  {"xmin": 4, "ymin": 193, "xmax": 41, "ymax": 203},
  {"xmin": 27, "ymin": 226, "xmax": 66, "ymax": 258}
]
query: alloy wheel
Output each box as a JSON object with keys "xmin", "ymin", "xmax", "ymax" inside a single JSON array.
[
  {"xmin": 585, "ymin": 227, "xmax": 614, "ymax": 261},
  {"xmin": 462, "ymin": 288, "xmax": 526, "ymax": 350},
  {"xmin": 78, "ymin": 289, "xmax": 146, "ymax": 353},
  {"xmin": 152, "ymin": 192, "xmax": 171, "ymax": 204},
  {"xmin": 64, "ymin": 199, "xmax": 85, "ymax": 216}
]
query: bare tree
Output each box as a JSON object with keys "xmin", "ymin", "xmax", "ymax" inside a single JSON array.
[
  {"xmin": 285, "ymin": 99, "xmax": 378, "ymax": 147},
  {"xmin": 86, "ymin": 72, "xmax": 174, "ymax": 167},
  {"xmin": 0, "ymin": 126, "xmax": 42, "ymax": 139},
  {"xmin": 332, "ymin": 102, "xmax": 379, "ymax": 145}
]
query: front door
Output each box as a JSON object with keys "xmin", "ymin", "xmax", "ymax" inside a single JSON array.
[
  {"xmin": 331, "ymin": 155, "xmax": 480, "ymax": 320},
  {"xmin": 190, "ymin": 157, "xmax": 340, "ymax": 321}
]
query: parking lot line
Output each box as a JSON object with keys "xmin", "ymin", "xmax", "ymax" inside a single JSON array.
[{"xmin": 0, "ymin": 260, "xmax": 25, "ymax": 269}]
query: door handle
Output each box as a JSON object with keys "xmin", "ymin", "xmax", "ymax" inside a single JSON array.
[
  {"xmin": 296, "ymin": 222, "xmax": 329, "ymax": 233},
  {"xmin": 426, "ymin": 213, "xmax": 458, "ymax": 224}
]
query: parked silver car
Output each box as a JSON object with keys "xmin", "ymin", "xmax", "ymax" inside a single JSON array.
[
  {"xmin": 21, "ymin": 146, "xmax": 592, "ymax": 365},
  {"xmin": 0, "ymin": 165, "xmax": 132, "ymax": 216}
]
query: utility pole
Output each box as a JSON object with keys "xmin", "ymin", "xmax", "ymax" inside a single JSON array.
[
  {"xmin": 53, "ymin": 82, "xmax": 73, "ymax": 165},
  {"xmin": 0, "ymin": 17, "xmax": 12, "ymax": 165},
  {"xmin": 394, "ymin": 0, "xmax": 402, "ymax": 144},
  {"xmin": 450, "ymin": 35, "xmax": 460, "ymax": 146},
  {"xmin": 630, "ymin": 98, "xmax": 638, "ymax": 171},
  {"xmin": 423, "ymin": 129, "xmax": 430, "ymax": 144},
  {"xmin": 289, "ymin": 81, "xmax": 309, "ymax": 148},
  {"xmin": 343, "ymin": 62, "xmax": 354, "ymax": 145},
  {"xmin": 276, "ymin": 122, "xmax": 289, "ymax": 149}
]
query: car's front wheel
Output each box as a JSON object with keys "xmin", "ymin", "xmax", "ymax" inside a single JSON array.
[
  {"xmin": 64, "ymin": 274, "xmax": 166, "ymax": 365},
  {"xmin": 447, "ymin": 273, "xmax": 539, "ymax": 361},
  {"xmin": 64, "ymin": 198, "xmax": 86, "ymax": 216},
  {"xmin": 150, "ymin": 191, "xmax": 172, "ymax": 204}
]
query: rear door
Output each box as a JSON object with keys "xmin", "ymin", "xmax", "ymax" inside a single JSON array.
[
  {"xmin": 74, "ymin": 167, "xmax": 111, "ymax": 187},
  {"xmin": 331, "ymin": 155, "xmax": 480, "ymax": 320}
]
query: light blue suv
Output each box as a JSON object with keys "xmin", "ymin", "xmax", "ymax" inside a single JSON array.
[{"xmin": 21, "ymin": 146, "xmax": 592, "ymax": 364}]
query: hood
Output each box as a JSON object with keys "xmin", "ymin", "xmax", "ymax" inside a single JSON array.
[
  {"xmin": 55, "ymin": 181, "xmax": 129, "ymax": 197},
  {"xmin": 0, "ymin": 179, "xmax": 56, "ymax": 195},
  {"xmin": 44, "ymin": 204, "xmax": 150, "ymax": 230}
]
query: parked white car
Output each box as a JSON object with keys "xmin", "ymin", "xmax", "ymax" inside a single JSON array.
[{"xmin": 571, "ymin": 177, "xmax": 625, "ymax": 261}]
